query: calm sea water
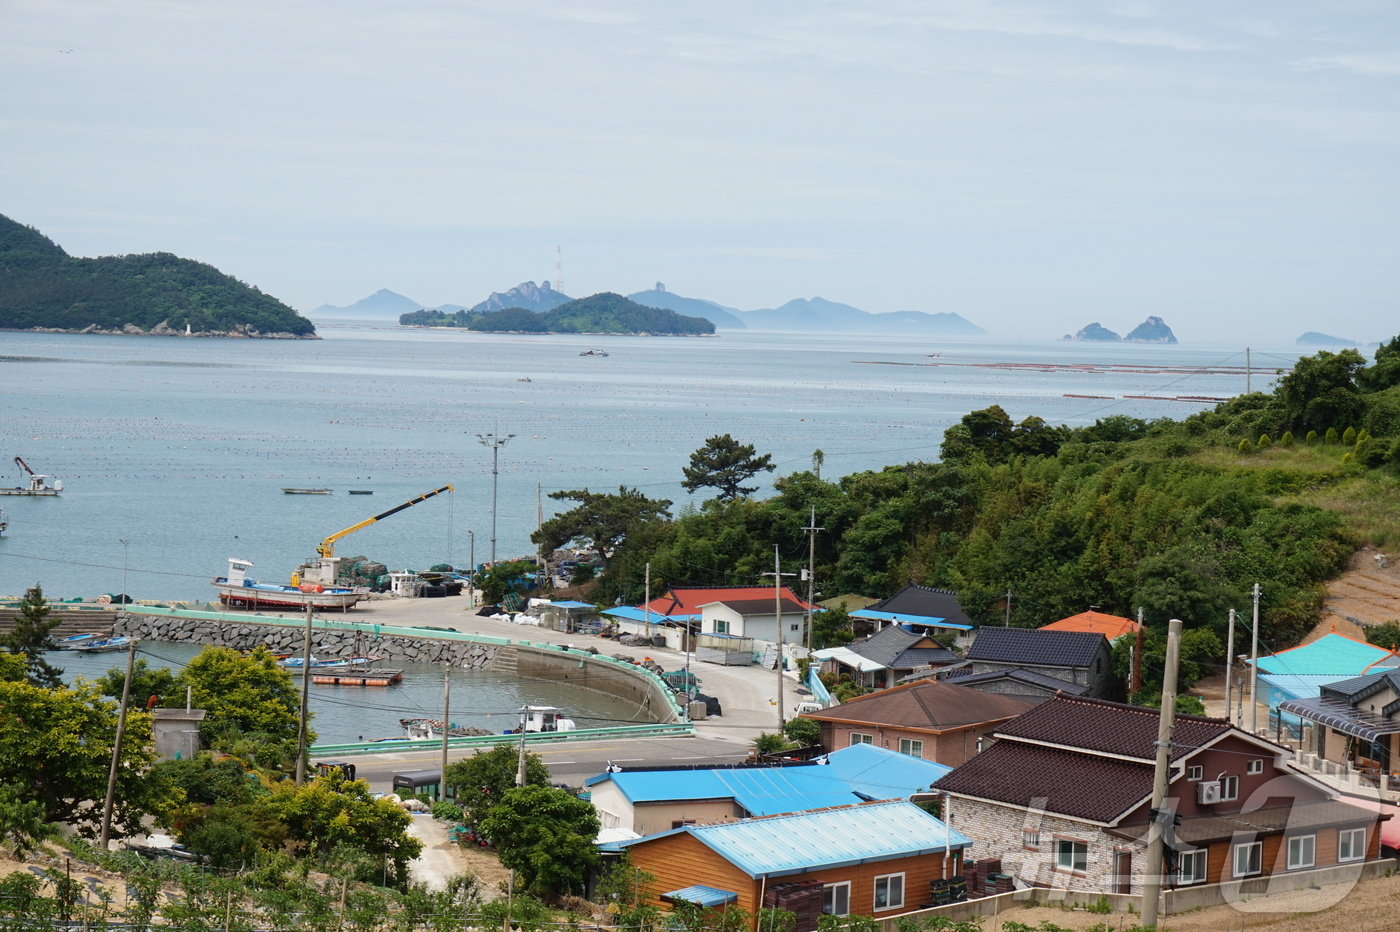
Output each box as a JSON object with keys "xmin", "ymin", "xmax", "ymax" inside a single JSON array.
[{"xmin": 1, "ymin": 322, "xmax": 1303, "ymax": 602}]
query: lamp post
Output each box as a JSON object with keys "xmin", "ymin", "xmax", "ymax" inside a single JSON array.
[
  {"xmin": 118, "ymin": 538, "xmax": 129, "ymax": 602},
  {"xmin": 467, "ymin": 529, "xmax": 476, "ymax": 606},
  {"xmin": 475, "ymin": 431, "xmax": 515, "ymax": 566}
]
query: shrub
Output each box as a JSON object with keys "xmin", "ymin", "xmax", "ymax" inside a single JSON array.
[
  {"xmin": 1326, "ymin": 427, "xmax": 1340, "ymax": 444},
  {"xmin": 1344, "ymin": 426, "xmax": 1358, "ymax": 445},
  {"xmin": 1306, "ymin": 429, "xmax": 1318, "ymax": 444},
  {"xmin": 1237, "ymin": 438, "xmax": 1254, "ymax": 454},
  {"xmin": 1280, "ymin": 430, "xmax": 1295, "ymax": 446},
  {"xmin": 1257, "ymin": 433, "xmax": 1273, "ymax": 449}
]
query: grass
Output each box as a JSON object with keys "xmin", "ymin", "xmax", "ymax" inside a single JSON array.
[{"xmin": 1292, "ymin": 473, "xmax": 1400, "ymax": 550}]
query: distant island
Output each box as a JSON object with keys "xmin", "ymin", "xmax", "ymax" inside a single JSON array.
[
  {"xmin": 399, "ymin": 292, "xmax": 715, "ymax": 335},
  {"xmin": 1297, "ymin": 331, "xmax": 1359, "ymax": 347},
  {"xmin": 0, "ymin": 214, "xmax": 315, "ymax": 338},
  {"xmin": 1064, "ymin": 316, "xmax": 1177, "ymax": 344}
]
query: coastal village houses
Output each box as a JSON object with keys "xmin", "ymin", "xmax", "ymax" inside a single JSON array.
[
  {"xmin": 933, "ymin": 694, "xmax": 1389, "ymax": 903},
  {"xmin": 605, "ymin": 585, "xmax": 818, "ymax": 658},
  {"xmin": 957, "ymin": 626, "xmax": 1116, "ymax": 698}
]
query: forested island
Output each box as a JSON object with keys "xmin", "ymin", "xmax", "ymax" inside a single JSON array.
[
  {"xmin": 0, "ymin": 215, "xmax": 316, "ymax": 338},
  {"xmin": 400, "ymin": 291, "xmax": 714, "ymax": 335}
]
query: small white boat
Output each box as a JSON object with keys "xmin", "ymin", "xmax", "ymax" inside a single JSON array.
[
  {"xmin": 281, "ymin": 655, "xmax": 377, "ymax": 671},
  {"xmin": 75, "ymin": 636, "xmax": 137, "ymax": 653},
  {"xmin": 57, "ymin": 632, "xmax": 104, "ymax": 649},
  {"xmin": 212, "ymin": 558, "xmax": 367, "ymax": 611}
]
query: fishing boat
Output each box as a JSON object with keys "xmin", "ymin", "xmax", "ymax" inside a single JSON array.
[
  {"xmin": 578, "ymin": 349, "xmax": 609, "ymax": 357},
  {"xmin": 2, "ymin": 457, "xmax": 61, "ymax": 496},
  {"xmin": 348, "ymin": 490, "xmax": 373, "ymax": 495},
  {"xmin": 212, "ymin": 558, "xmax": 367, "ymax": 611},
  {"xmin": 75, "ymin": 636, "xmax": 137, "ymax": 653},
  {"xmin": 399, "ymin": 718, "xmax": 495, "ymax": 740},
  {"xmin": 281, "ymin": 655, "xmax": 378, "ymax": 671},
  {"xmin": 282, "ymin": 488, "xmax": 332, "ymax": 494},
  {"xmin": 0, "ymin": 509, "xmax": 6, "ymax": 535},
  {"xmin": 57, "ymin": 632, "xmax": 105, "ymax": 649}
]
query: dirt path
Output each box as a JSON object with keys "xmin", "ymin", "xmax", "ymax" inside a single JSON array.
[{"xmin": 1308, "ymin": 546, "xmax": 1400, "ymax": 642}]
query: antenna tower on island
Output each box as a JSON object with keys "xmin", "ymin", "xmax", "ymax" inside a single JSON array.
[{"xmin": 554, "ymin": 245, "xmax": 563, "ymax": 292}]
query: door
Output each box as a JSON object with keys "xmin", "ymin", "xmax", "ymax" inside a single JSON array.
[{"xmin": 1115, "ymin": 850, "xmax": 1132, "ymax": 895}]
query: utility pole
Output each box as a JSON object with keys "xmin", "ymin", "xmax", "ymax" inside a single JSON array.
[
  {"xmin": 763, "ymin": 547, "xmax": 797, "ymax": 732},
  {"xmin": 295, "ymin": 603, "xmax": 313, "ymax": 785},
  {"xmin": 1132, "ymin": 607, "xmax": 1144, "ymax": 696},
  {"xmin": 1224, "ymin": 608, "xmax": 1236, "ymax": 726},
  {"xmin": 1246, "ymin": 346, "xmax": 1252, "ymax": 395},
  {"xmin": 1249, "ymin": 583, "xmax": 1261, "ymax": 733},
  {"xmin": 440, "ymin": 672, "xmax": 452, "ymax": 802},
  {"xmin": 515, "ymin": 707, "xmax": 529, "ymax": 786},
  {"xmin": 1004, "ymin": 589, "xmax": 1012, "ymax": 626},
  {"xmin": 475, "ymin": 430, "xmax": 515, "ymax": 565},
  {"xmin": 98, "ymin": 638, "xmax": 138, "ymax": 850},
  {"xmin": 1142, "ymin": 618, "xmax": 1183, "ymax": 930},
  {"xmin": 803, "ymin": 507, "xmax": 823, "ymax": 651},
  {"xmin": 467, "ymin": 530, "xmax": 476, "ymax": 606},
  {"xmin": 644, "ymin": 562, "xmax": 651, "ymax": 642}
]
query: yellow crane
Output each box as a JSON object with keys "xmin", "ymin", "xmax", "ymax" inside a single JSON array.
[{"xmin": 317, "ymin": 485, "xmax": 454, "ymax": 559}]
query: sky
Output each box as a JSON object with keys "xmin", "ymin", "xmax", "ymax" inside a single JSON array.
[{"xmin": 3, "ymin": 1, "xmax": 1399, "ymax": 344}]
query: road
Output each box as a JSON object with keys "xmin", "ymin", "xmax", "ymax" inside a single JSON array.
[{"xmin": 296, "ymin": 592, "xmax": 808, "ymax": 788}]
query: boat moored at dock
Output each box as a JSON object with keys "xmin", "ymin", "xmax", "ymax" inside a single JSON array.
[{"xmin": 212, "ymin": 558, "xmax": 367, "ymax": 611}]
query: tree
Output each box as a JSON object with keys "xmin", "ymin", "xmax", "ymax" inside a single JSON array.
[
  {"xmin": 0, "ymin": 678, "xmax": 171, "ymax": 837},
  {"xmin": 444, "ymin": 743, "xmax": 550, "ymax": 819},
  {"xmin": 257, "ymin": 776, "xmax": 423, "ymax": 882},
  {"xmin": 1275, "ymin": 348, "xmax": 1365, "ymax": 433},
  {"xmin": 0, "ymin": 783, "xmax": 55, "ymax": 857},
  {"xmin": 95, "ymin": 658, "xmax": 178, "ymax": 708},
  {"xmin": 682, "ymin": 434, "xmax": 775, "ymax": 501},
  {"xmin": 1365, "ymin": 621, "xmax": 1400, "ymax": 652},
  {"xmin": 479, "ymin": 785, "xmax": 600, "ymax": 897},
  {"xmin": 475, "ymin": 559, "xmax": 539, "ymax": 605},
  {"xmin": 533, "ymin": 486, "xmax": 672, "ymax": 561},
  {"xmin": 174, "ymin": 647, "xmax": 305, "ymax": 769},
  {"xmin": 0, "ymin": 585, "xmax": 63, "ymax": 687}
]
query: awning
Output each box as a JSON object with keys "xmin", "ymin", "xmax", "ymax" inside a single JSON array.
[
  {"xmin": 663, "ymin": 885, "xmax": 739, "ymax": 908},
  {"xmin": 811, "ymin": 646, "xmax": 887, "ymax": 674},
  {"xmin": 602, "ymin": 607, "xmax": 701, "ymax": 625},
  {"xmin": 851, "ymin": 609, "xmax": 972, "ymax": 631},
  {"xmin": 1278, "ymin": 697, "xmax": 1400, "ymax": 742}
]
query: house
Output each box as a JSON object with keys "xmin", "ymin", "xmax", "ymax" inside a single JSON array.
[
  {"xmin": 1041, "ymin": 609, "xmax": 1142, "ymax": 642},
  {"xmin": 812, "ymin": 624, "xmax": 961, "ymax": 690},
  {"xmin": 849, "ymin": 584, "xmax": 974, "ymax": 639},
  {"xmin": 1280, "ymin": 668, "xmax": 1400, "ymax": 775},
  {"xmin": 960, "ymin": 626, "xmax": 1116, "ymax": 698},
  {"xmin": 585, "ymin": 743, "xmax": 951, "ymax": 837},
  {"xmin": 934, "ymin": 694, "xmax": 1387, "ymax": 901},
  {"xmin": 611, "ymin": 800, "xmax": 971, "ymax": 929},
  {"xmin": 1247, "ymin": 632, "xmax": 1400, "ymax": 731},
  {"xmin": 930, "ymin": 667, "xmax": 1087, "ymax": 705},
  {"xmin": 607, "ymin": 586, "xmax": 818, "ymax": 655},
  {"xmin": 799, "ymin": 679, "xmax": 1034, "ymax": 766}
]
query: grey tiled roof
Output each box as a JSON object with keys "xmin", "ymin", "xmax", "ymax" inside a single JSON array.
[
  {"xmin": 944, "ymin": 668, "xmax": 1089, "ymax": 696},
  {"xmin": 845, "ymin": 624, "xmax": 956, "ymax": 669},
  {"xmin": 869, "ymin": 585, "xmax": 974, "ymax": 628},
  {"xmin": 966, "ymin": 626, "xmax": 1106, "ymax": 669}
]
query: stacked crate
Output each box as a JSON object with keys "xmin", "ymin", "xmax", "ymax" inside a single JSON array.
[{"xmin": 763, "ymin": 880, "xmax": 824, "ymax": 932}]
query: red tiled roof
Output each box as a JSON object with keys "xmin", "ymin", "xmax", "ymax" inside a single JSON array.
[
  {"xmin": 935, "ymin": 741, "xmax": 1154, "ymax": 823},
  {"xmin": 639, "ymin": 586, "xmax": 816, "ymax": 616},
  {"xmin": 702, "ymin": 597, "xmax": 810, "ymax": 615},
  {"xmin": 1041, "ymin": 610, "xmax": 1142, "ymax": 641},
  {"xmin": 993, "ymin": 694, "xmax": 1232, "ymax": 762},
  {"xmin": 802, "ymin": 679, "xmax": 1035, "ymax": 732}
]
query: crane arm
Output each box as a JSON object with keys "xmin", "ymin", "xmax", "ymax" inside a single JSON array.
[
  {"xmin": 14, "ymin": 457, "xmax": 34, "ymax": 476},
  {"xmin": 317, "ymin": 485, "xmax": 454, "ymax": 558}
]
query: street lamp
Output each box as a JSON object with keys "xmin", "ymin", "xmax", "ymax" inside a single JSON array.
[{"xmin": 474, "ymin": 431, "xmax": 514, "ymax": 565}]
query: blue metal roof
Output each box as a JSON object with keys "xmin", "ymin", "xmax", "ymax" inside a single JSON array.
[
  {"xmin": 602, "ymin": 606, "xmax": 701, "ymax": 623},
  {"xmin": 619, "ymin": 800, "xmax": 970, "ymax": 878},
  {"xmin": 1251, "ymin": 633, "xmax": 1399, "ymax": 677},
  {"xmin": 663, "ymin": 885, "xmax": 738, "ymax": 907},
  {"xmin": 548, "ymin": 600, "xmax": 598, "ymax": 609},
  {"xmin": 820, "ymin": 743, "xmax": 952, "ymax": 798},
  {"xmin": 851, "ymin": 609, "xmax": 972, "ymax": 631}
]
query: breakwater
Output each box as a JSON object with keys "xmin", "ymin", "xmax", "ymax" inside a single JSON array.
[{"xmin": 112, "ymin": 607, "xmax": 684, "ymax": 724}]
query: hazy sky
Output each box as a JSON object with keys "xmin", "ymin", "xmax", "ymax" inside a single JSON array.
[{"xmin": 5, "ymin": 1, "xmax": 1398, "ymax": 344}]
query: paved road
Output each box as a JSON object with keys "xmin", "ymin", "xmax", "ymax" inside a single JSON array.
[{"xmin": 294, "ymin": 593, "xmax": 812, "ymax": 788}]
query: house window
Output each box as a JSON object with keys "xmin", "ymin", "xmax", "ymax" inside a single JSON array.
[
  {"xmin": 1247, "ymin": 759, "xmax": 1264, "ymax": 775},
  {"xmin": 849, "ymin": 733, "xmax": 874, "ymax": 746},
  {"xmin": 1233, "ymin": 841, "xmax": 1262, "ymax": 877},
  {"xmin": 873, "ymin": 873, "xmax": 904, "ymax": 911},
  {"xmin": 1339, "ymin": 827, "xmax": 1366, "ymax": 862},
  {"xmin": 821, "ymin": 882, "xmax": 850, "ymax": 916},
  {"xmin": 790, "ymin": 623, "xmax": 800, "ymax": 632},
  {"xmin": 1177, "ymin": 849, "xmax": 1207, "ymax": 885},
  {"xmin": 1220, "ymin": 775, "xmax": 1239, "ymax": 801},
  {"xmin": 897, "ymin": 738, "xmax": 924, "ymax": 757},
  {"xmin": 1287, "ymin": 835, "xmax": 1316, "ymax": 870},
  {"xmin": 1054, "ymin": 840, "xmax": 1088, "ymax": 874},
  {"xmin": 714, "ymin": 620, "xmax": 730, "ymax": 634},
  {"xmin": 1186, "ymin": 765, "xmax": 1203, "ymax": 781},
  {"xmin": 1022, "ymin": 829, "xmax": 1040, "ymax": 849}
]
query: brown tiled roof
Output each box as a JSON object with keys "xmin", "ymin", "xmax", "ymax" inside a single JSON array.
[
  {"xmin": 994, "ymin": 694, "xmax": 1231, "ymax": 762},
  {"xmin": 1108, "ymin": 800, "xmax": 1389, "ymax": 846},
  {"xmin": 802, "ymin": 679, "xmax": 1035, "ymax": 733},
  {"xmin": 934, "ymin": 741, "xmax": 1153, "ymax": 823},
  {"xmin": 705, "ymin": 597, "xmax": 810, "ymax": 615}
]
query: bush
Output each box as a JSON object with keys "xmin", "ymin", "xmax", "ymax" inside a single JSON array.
[
  {"xmin": 431, "ymin": 801, "xmax": 464, "ymax": 822},
  {"xmin": 1237, "ymin": 438, "xmax": 1254, "ymax": 454},
  {"xmin": 1306, "ymin": 429, "xmax": 1318, "ymax": 444},
  {"xmin": 782, "ymin": 717, "xmax": 821, "ymax": 747},
  {"xmin": 1326, "ymin": 427, "xmax": 1340, "ymax": 444},
  {"xmin": 1257, "ymin": 433, "xmax": 1273, "ymax": 449},
  {"xmin": 753, "ymin": 732, "xmax": 788, "ymax": 755},
  {"xmin": 1280, "ymin": 430, "xmax": 1294, "ymax": 446},
  {"xmin": 1344, "ymin": 426, "xmax": 1358, "ymax": 445}
]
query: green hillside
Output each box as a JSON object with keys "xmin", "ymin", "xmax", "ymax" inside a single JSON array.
[
  {"xmin": 0, "ymin": 215, "xmax": 315, "ymax": 337},
  {"xmin": 400, "ymin": 292, "xmax": 715, "ymax": 335}
]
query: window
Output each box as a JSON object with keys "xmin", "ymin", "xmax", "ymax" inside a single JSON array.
[
  {"xmin": 1233, "ymin": 841, "xmax": 1262, "ymax": 877},
  {"xmin": 1339, "ymin": 827, "xmax": 1366, "ymax": 862},
  {"xmin": 849, "ymin": 732, "xmax": 874, "ymax": 746},
  {"xmin": 1221, "ymin": 775, "xmax": 1239, "ymax": 801},
  {"xmin": 821, "ymin": 882, "xmax": 850, "ymax": 916},
  {"xmin": 1054, "ymin": 840, "xmax": 1088, "ymax": 874},
  {"xmin": 790, "ymin": 623, "xmax": 800, "ymax": 632},
  {"xmin": 1287, "ymin": 834, "xmax": 1316, "ymax": 870},
  {"xmin": 897, "ymin": 738, "xmax": 924, "ymax": 757},
  {"xmin": 1186, "ymin": 765, "xmax": 1203, "ymax": 781},
  {"xmin": 714, "ymin": 620, "xmax": 730, "ymax": 634},
  {"xmin": 670, "ymin": 820, "xmax": 696, "ymax": 829},
  {"xmin": 1247, "ymin": 759, "xmax": 1264, "ymax": 775},
  {"xmin": 1177, "ymin": 849, "xmax": 1207, "ymax": 885},
  {"xmin": 873, "ymin": 873, "xmax": 904, "ymax": 911},
  {"xmin": 1022, "ymin": 829, "xmax": 1040, "ymax": 849}
]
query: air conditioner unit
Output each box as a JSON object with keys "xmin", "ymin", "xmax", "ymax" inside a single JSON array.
[{"xmin": 1197, "ymin": 780, "xmax": 1223, "ymax": 805}]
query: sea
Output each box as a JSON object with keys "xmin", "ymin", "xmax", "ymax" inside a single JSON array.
[{"xmin": 2, "ymin": 321, "xmax": 1305, "ymax": 743}]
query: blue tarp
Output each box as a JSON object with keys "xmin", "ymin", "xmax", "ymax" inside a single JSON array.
[
  {"xmin": 850, "ymin": 608, "xmax": 972, "ymax": 631},
  {"xmin": 602, "ymin": 606, "xmax": 700, "ymax": 624}
]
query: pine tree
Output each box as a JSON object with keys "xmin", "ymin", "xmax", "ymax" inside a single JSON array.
[{"xmin": 0, "ymin": 585, "xmax": 63, "ymax": 687}]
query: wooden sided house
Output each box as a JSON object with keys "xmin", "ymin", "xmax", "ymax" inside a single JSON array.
[{"xmin": 934, "ymin": 695, "xmax": 1388, "ymax": 905}]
